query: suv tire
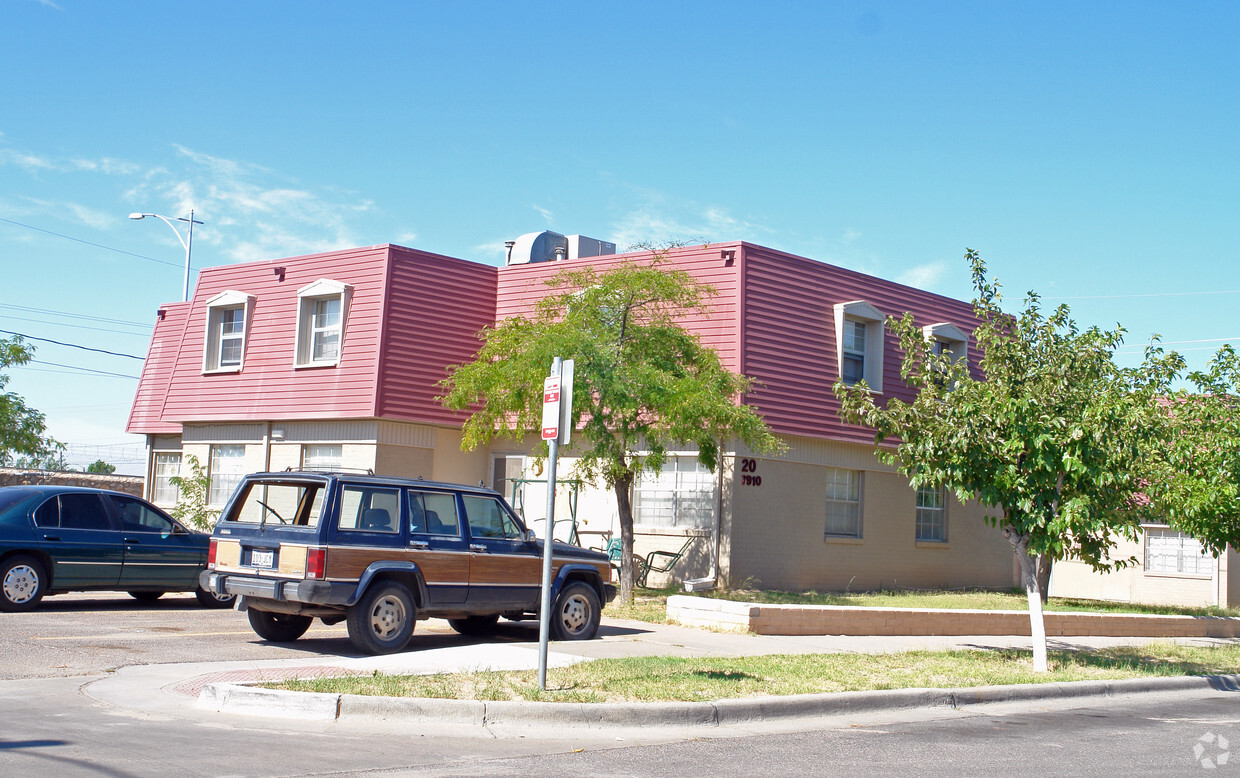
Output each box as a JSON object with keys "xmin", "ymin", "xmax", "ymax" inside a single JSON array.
[
  {"xmin": 447, "ymin": 614, "xmax": 500, "ymax": 636},
  {"xmin": 0, "ymin": 555, "xmax": 46, "ymax": 612},
  {"xmin": 248, "ymin": 609, "xmax": 313, "ymax": 642},
  {"xmin": 550, "ymin": 581, "xmax": 601, "ymax": 641},
  {"xmin": 347, "ymin": 581, "xmax": 415, "ymax": 655}
]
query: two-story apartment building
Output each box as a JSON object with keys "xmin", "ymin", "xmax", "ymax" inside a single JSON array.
[{"xmin": 128, "ymin": 238, "xmax": 1028, "ymax": 593}]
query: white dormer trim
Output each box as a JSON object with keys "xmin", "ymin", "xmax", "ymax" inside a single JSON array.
[
  {"xmin": 294, "ymin": 278, "xmax": 353, "ymax": 368},
  {"xmin": 202, "ymin": 290, "xmax": 256, "ymax": 374},
  {"xmin": 834, "ymin": 300, "xmax": 886, "ymax": 392},
  {"xmin": 922, "ymin": 322, "xmax": 969, "ymax": 364}
]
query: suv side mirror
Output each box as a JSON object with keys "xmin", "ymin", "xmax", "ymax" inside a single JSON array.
[{"xmin": 523, "ymin": 529, "xmax": 537, "ymax": 542}]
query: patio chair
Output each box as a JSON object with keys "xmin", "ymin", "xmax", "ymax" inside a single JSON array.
[{"xmin": 636, "ymin": 536, "xmax": 696, "ymax": 588}]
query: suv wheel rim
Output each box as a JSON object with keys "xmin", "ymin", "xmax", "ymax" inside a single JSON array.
[
  {"xmin": 369, "ymin": 595, "xmax": 406, "ymax": 639},
  {"xmin": 3, "ymin": 564, "xmax": 39, "ymax": 604},
  {"xmin": 559, "ymin": 593, "xmax": 589, "ymax": 634}
]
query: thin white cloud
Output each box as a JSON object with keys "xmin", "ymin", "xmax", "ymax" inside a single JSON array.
[
  {"xmin": 897, "ymin": 261, "xmax": 948, "ymax": 290},
  {"xmin": 610, "ymin": 201, "xmax": 766, "ymax": 251},
  {"xmin": 123, "ymin": 145, "xmax": 375, "ymax": 263},
  {"xmin": 533, "ymin": 204, "xmax": 554, "ymax": 225}
]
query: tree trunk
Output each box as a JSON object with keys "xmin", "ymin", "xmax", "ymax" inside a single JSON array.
[
  {"xmin": 1036, "ymin": 554, "xmax": 1053, "ymax": 604},
  {"xmin": 613, "ymin": 472, "xmax": 636, "ymax": 604},
  {"xmin": 1005, "ymin": 528, "xmax": 1049, "ymax": 672}
]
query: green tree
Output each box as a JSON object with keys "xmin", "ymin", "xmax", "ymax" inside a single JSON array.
[
  {"xmin": 169, "ymin": 455, "xmax": 219, "ymax": 530},
  {"xmin": 1, "ymin": 335, "xmax": 60, "ymax": 465},
  {"xmin": 440, "ymin": 257, "xmax": 784, "ymax": 603},
  {"xmin": 86, "ymin": 459, "xmax": 116, "ymax": 474},
  {"xmin": 1143, "ymin": 345, "xmax": 1240, "ymax": 554},
  {"xmin": 13, "ymin": 442, "xmax": 70, "ymax": 471},
  {"xmin": 835, "ymin": 250, "xmax": 1180, "ymax": 672}
]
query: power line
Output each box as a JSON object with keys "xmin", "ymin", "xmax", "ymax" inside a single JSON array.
[
  {"xmin": 27, "ymin": 359, "xmax": 140, "ymax": 380},
  {"xmin": 0, "ymin": 303, "xmax": 151, "ymax": 329},
  {"xmin": 0, "ymin": 329, "xmax": 145, "ymax": 360},
  {"xmin": 0, "ymin": 314, "xmax": 151, "ymax": 338},
  {"xmin": 0, "ymin": 216, "xmax": 182, "ymax": 269}
]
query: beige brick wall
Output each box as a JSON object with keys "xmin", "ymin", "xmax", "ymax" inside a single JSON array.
[
  {"xmin": 667, "ymin": 595, "xmax": 1240, "ymax": 638},
  {"xmin": 1050, "ymin": 533, "xmax": 1236, "ymax": 609},
  {"xmin": 724, "ymin": 457, "xmax": 1017, "ymax": 592}
]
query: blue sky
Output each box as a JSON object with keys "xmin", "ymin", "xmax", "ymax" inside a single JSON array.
[{"xmin": 2, "ymin": 1, "xmax": 1238, "ymax": 474}]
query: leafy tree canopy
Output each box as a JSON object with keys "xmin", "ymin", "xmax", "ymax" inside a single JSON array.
[
  {"xmin": 1, "ymin": 336, "xmax": 60, "ymax": 466},
  {"xmin": 1144, "ymin": 345, "xmax": 1240, "ymax": 555},
  {"xmin": 86, "ymin": 459, "xmax": 116, "ymax": 474},
  {"xmin": 835, "ymin": 249, "xmax": 1183, "ymax": 670},
  {"xmin": 440, "ymin": 257, "xmax": 784, "ymax": 601}
]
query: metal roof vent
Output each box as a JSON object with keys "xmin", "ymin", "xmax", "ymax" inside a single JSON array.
[{"xmin": 506, "ymin": 231, "xmax": 616, "ymax": 265}]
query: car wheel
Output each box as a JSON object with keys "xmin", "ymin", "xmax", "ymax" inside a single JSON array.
[
  {"xmin": 346, "ymin": 581, "xmax": 415, "ymax": 655},
  {"xmin": 128, "ymin": 591, "xmax": 165, "ymax": 602},
  {"xmin": 247, "ymin": 609, "xmax": 313, "ymax": 642},
  {"xmin": 0, "ymin": 555, "xmax": 46, "ymax": 612},
  {"xmin": 549, "ymin": 581, "xmax": 601, "ymax": 641},
  {"xmin": 194, "ymin": 585, "xmax": 236, "ymax": 609},
  {"xmin": 447, "ymin": 614, "xmax": 500, "ymax": 636}
]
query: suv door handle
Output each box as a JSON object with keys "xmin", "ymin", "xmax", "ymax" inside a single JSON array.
[
  {"xmin": 408, "ymin": 540, "xmax": 429, "ymax": 549},
  {"xmin": 469, "ymin": 544, "xmax": 487, "ymax": 553},
  {"xmin": 41, "ymin": 534, "xmax": 61, "ymax": 542}
]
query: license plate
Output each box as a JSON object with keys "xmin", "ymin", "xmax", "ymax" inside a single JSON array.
[{"xmin": 251, "ymin": 549, "xmax": 275, "ymax": 569}]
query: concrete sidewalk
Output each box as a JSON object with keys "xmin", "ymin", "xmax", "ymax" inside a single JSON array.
[{"xmin": 82, "ymin": 615, "xmax": 1240, "ymax": 736}]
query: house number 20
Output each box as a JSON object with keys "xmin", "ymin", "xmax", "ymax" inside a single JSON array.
[{"xmin": 740, "ymin": 458, "xmax": 762, "ymax": 486}]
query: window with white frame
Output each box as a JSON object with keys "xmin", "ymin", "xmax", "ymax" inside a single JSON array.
[
  {"xmin": 824, "ymin": 467, "xmax": 862, "ymax": 538},
  {"xmin": 208, "ymin": 444, "xmax": 247, "ymax": 506},
  {"xmin": 295, "ymin": 279, "xmax": 352, "ymax": 367},
  {"xmin": 834, "ymin": 301, "xmax": 885, "ymax": 391},
  {"xmin": 1145, "ymin": 528, "xmax": 1214, "ymax": 575},
  {"xmin": 922, "ymin": 322, "xmax": 969, "ymax": 366},
  {"xmin": 302, "ymin": 444, "xmax": 342, "ymax": 471},
  {"xmin": 633, "ymin": 455, "xmax": 716, "ymax": 529},
  {"xmin": 915, "ymin": 484, "xmax": 947, "ymax": 542},
  {"xmin": 203, "ymin": 290, "xmax": 255, "ymax": 372},
  {"xmin": 152, "ymin": 452, "xmax": 182, "ymax": 504}
]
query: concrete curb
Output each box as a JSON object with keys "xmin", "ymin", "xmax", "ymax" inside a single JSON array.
[{"xmin": 197, "ymin": 673, "xmax": 1240, "ymax": 732}]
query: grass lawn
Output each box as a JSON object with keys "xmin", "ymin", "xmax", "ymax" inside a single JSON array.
[{"xmin": 268, "ymin": 643, "xmax": 1240, "ymax": 703}]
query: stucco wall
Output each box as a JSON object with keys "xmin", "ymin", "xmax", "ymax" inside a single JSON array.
[
  {"xmin": 1050, "ymin": 534, "xmax": 1234, "ymax": 608},
  {"xmin": 724, "ymin": 457, "xmax": 1017, "ymax": 592}
]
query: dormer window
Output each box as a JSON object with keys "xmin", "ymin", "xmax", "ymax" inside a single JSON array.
[
  {"xmin": 295, "ymin": 279, "xmax": 352, "ymax": 368},
  {"xmin": 203, "ymin": 290, "xmax": 255, "ymax": 373},
  {"xmin": 922, "ymin": 322, "xmax": 969, "ymax": 365},
  {"xmin": 834, "ymin": 301, "xmax": 885, "ymax": 391}
]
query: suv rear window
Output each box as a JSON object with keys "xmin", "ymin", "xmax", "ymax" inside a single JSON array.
[{"xmin": 227, "ymin": 481, "xmax": 326, "ymax": 527}]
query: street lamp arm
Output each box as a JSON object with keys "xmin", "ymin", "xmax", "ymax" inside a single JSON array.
[
  {"xmin": 129, "ymin": 212, "xmax": 190, "ymax": 252},
  {"xmin": 128, "ymin": 209, "xmax": 203, "ymax": 302}
]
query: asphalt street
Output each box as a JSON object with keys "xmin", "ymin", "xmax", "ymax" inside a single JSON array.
[{"xmin": 2, "ymin": 592, "xmax": 1238, "ymax": 776}]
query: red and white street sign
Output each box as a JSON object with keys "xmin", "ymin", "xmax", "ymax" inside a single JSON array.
[{"xmin": 541, "ymin": 375, "xmax": 561, "ymax": 440}]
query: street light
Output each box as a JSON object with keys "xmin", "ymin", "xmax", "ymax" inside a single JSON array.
[{"xmin": 129, "ymin": 210, "xmax": 204, "ymax": 302}]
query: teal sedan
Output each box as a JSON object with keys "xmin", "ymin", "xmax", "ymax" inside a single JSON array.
[{"xmin": 0, "ymin": 485, "xmax": 234, "ymax": 612}]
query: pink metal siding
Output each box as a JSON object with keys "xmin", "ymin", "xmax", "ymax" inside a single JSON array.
[
  {"xmin": 496, "ymin": 243, "xmax": 744, "ymax": 373},
  {"xmin": 125, "ymin": 302, "xmax": 191, "ymax": 434},
  {"xmin": 127, "ymin": 239, "xmax": 979, "ymax": 446},
  {"xmin": 374, "ymin": 246, "xmax": 497, "ymax": 424},
  {"xmin": 738, "ymin": 243, "xmax": 978, "ymax": 441},
  {"xmin": 154, "ymin": 246, "xmax": 390, "ymax": 423}
]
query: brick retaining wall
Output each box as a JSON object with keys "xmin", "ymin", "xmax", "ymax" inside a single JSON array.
[{"xmin": 666, "ymin": 595, "xmax": 1240, "ymax": 639}]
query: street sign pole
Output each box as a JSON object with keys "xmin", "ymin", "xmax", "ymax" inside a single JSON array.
[{"xmin": 537, "ymin": 357, "xmax": 573, "ymax": 690}]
